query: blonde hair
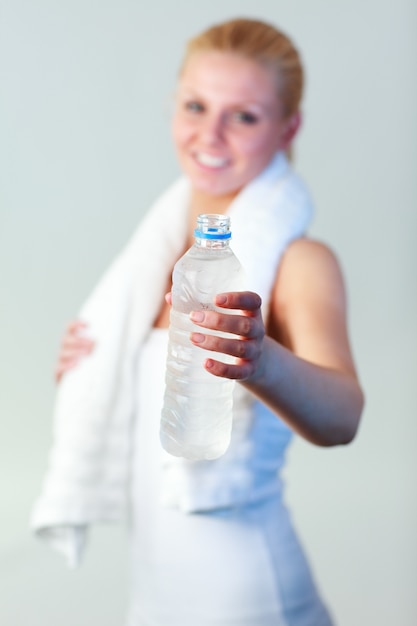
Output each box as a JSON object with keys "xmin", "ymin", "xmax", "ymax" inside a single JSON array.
[{"xmin": 182, "ymin": 18, "xmax": 304, "ymax": 119}]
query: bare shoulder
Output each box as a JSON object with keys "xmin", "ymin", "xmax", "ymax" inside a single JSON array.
[
  {"xmin": 271, "ymin": 237, "xmax": 356, "ymax": 372},
  {"xmin": 275, "ymin": 237, "xmax": 346, "ymax": 308},
  {"xmin": 281, "ymin": 237, "xmax": 343, "ymax": 276}
]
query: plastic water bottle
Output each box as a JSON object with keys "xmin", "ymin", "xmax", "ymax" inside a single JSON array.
[{"xmin": 160, "ymin": 214, "xmax": 245, "ymax": 461}]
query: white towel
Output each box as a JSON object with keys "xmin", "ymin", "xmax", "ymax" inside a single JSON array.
[{"xmin": 31, "ymin": 152, "xmax": 314, "ymax": 567}]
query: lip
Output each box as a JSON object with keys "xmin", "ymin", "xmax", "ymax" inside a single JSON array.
[{"xmin": 192, "ymin": 151, "xmax": 230, "ymax": 170}]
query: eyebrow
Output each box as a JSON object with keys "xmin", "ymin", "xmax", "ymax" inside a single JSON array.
[{"xmin": 177, "ymin": 88, "xmax": 274, "ymax": 112}]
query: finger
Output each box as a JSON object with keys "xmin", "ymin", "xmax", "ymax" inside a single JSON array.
[
  {"xmin": 204, "ymin": 357, "xmax": 255, "ymax": 381},
  {"xmin": 55, "ymin": 342, "xmax": 94, "ymax": 383},
  {"xmin": 190, "ymin": 333, "xmax": 260, "ymax": 361},
  {"xmin": 54, "ymin": 357, "xmax": 80, "ymax": 383},
  {"xmin": 61, "ymin": 336, "xmax": 95, "ymax": 352},
  {"xmin": 59, "ymin": 344, "xmax": 93, "ymax": 363},
  {"xmin": 190, "ymin": 310, "xmax": 262, "ymax": 339},
  {"xmin": 61, "ymin": 321, "xmax": 94, "ymax": 344},
  {"xmin": 214, "ymin": 291, "xmax": 262, "ymax": 312},
  {"xmin": 67, "ymin": 320, "xmax": 89, "ymax": 333}
]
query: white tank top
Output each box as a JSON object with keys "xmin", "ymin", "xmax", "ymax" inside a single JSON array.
[{"xmin": 132, "ymin": 327, "xmax": 293, "ymax": 514}]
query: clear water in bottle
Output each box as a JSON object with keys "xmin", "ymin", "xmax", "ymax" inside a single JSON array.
[{"xmin": 160, "ymin": 214, "xmax": 245, "ymax": 460}]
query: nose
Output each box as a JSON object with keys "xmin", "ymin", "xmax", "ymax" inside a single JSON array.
[{"xmin": 200, "ymin": 112, "xmax": 225, "ymax": 144}]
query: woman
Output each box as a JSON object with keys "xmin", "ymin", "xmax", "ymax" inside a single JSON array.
[{"xmin": 42, "ymin": 17, "xmax": 364, "ymax": 626}]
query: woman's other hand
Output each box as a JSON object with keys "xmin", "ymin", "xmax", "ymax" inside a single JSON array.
[
  {"xmin": 54, "ymin": 320, "xmax": 95, "ymax": 383},
  {"xmin": 189, "ymin": 291, "xmax": 264, "ymax": 381}
]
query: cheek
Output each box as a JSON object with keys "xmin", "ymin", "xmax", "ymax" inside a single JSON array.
[
  {"xmin": 235, "ymin": 132, "xmax": 280, "ymax": 163},
  {"xmin": 171, "ymin": 116, "xmax": 187, "ymax": 151},
  {"xmin": 172, "ymin": 113, "xmax": 198, "ymax": 152}
]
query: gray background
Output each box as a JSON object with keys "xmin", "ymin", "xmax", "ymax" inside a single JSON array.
[{"xmin": 1, "ymin": 0, "xmax": 416, "ymax": 624}]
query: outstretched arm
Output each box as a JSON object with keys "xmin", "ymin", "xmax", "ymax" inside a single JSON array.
[{"xmin": 189, "ymin": 239, "xmax": 364, "ymax": 447}]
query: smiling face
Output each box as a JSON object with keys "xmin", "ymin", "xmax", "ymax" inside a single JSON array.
[{"xmin": 172, "ymin": 51, "xmax": 299, "ymax": 201}]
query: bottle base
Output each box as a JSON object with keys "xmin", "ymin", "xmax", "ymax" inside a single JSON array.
[{"xmin": 160, "ymin": 431, "xmax": 230, "ymax": 461}]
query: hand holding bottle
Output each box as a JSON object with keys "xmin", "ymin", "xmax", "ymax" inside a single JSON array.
[{"xmin": 189, "ymin": 290, "xmax": 265, "ymax": 382}]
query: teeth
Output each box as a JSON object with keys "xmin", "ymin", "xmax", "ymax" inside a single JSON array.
[{"xmin": 195, "ymin": 153, "xmax": 228, "ymax": 168}]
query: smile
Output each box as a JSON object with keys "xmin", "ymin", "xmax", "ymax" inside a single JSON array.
[{"xmin": 194, "ymin": 152, "xmax": 230, "ymax": 169}]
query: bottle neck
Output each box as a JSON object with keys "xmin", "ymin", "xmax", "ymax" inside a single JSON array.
[
  {"xmin": 194, "ymin": 214, "xmax": 232, "ymax": 250},
  {"xmin": 194, "ymin": 237, "xmax": 230, "ymax": 249}
]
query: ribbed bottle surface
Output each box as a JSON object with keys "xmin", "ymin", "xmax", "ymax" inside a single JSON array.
[{"xmin": 160, "ymin": 217, "xmax": 245, "ymax": 460}]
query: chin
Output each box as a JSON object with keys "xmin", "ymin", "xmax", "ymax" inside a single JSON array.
[
  {"xmin": 186, "ymin": 169, "xmax": 244, "ymax": 197},
  {"xmin": 192, "ymin": 179, "xmax": 242, "ymax": 199}
]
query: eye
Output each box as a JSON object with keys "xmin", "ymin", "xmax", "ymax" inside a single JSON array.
[
  {"xmin": 184, "ymin": 100, "xmax": 205, "ymax": 114},
  {"xmin": 232, "ymin": 111, "xmax": 258, "ymax": 125}
]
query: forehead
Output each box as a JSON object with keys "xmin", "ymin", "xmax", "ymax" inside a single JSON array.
[{"xmin": 178, "ymin": 51, "xmax": 279, "ymax": 105}]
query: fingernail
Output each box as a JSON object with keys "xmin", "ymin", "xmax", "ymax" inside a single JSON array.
[
  {"xmin": 190, "ymin": 311, "xmax": 204, "ymax": 322},
  {"xmin": 216, "ymin": 295, "xmax": 227, "ymax": 305},
  {"xmin": 191, "ymin": 332, "xmax": 205, "ymax": 343}
]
